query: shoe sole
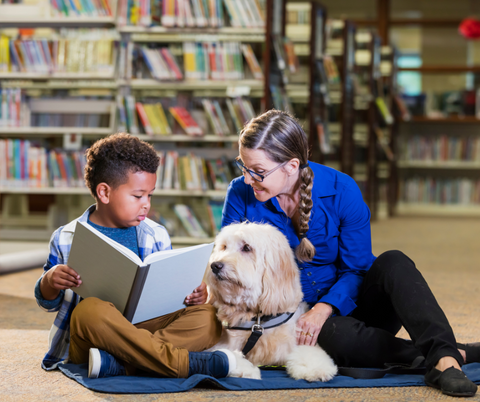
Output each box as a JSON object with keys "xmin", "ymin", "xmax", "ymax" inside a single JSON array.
[
  {"xmin": 425, "ymin": 380, "xmax": 477, "ymax": 397},
  {"xmin": 88, "ymin": 348, "xmax": 102, "ymax": 379}
]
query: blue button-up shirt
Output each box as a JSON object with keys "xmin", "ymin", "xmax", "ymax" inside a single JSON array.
[{"xmin": 221, "ymin": 162, "xmax": 376, "ymax": 317}]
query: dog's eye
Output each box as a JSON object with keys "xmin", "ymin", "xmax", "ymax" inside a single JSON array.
[{"xmin": 242, "ymin": 244, "xmax": 252, "ymax": 252}]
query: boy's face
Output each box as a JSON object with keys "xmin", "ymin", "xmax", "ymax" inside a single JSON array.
[{"xmin": 101, "ymin": 170, "xmax": 156, "ymax": 228}]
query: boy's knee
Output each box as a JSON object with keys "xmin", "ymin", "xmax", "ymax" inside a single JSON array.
[{"xmin": 187, "ymin": 304, "xmax": 222, "ymax": 344}]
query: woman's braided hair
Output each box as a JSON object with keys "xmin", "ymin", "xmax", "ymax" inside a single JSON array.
[{"xmin": 239, "ymin": 109, "xmax": 316, "ymax": 262}]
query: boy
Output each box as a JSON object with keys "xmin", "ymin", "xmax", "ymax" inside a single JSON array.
[{"xmin": 35, "ymin": 133, "xmax": 236, "ymax": 379}]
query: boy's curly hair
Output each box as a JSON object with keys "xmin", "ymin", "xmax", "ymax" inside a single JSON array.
[{"xmin": 84, "ymin": 133, "xmax": 159, "ymax": 198}]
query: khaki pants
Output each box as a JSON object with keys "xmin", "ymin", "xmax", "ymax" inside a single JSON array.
[{"xmin": 69, "ymin": 297, "xmax": 222, "ymax": 378}]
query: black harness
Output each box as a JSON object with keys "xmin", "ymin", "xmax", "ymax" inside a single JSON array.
[{"xmin": 225, "ymin": 312, "xmax": 296, "ymax": 356}]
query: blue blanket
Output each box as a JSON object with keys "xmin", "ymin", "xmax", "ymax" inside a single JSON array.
[{"xmin": 58, "ymin": 363, "xmax": 480, "ymax": 394}]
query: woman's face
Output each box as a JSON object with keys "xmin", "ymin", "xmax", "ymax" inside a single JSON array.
[{"xmin": 238, "ymin": 147, "xmax": 294, "ymax": 202}]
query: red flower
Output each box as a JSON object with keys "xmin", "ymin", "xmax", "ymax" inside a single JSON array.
[{"xmin": 459, "ymin": 18, "xmax": 480, "ymax": 39}]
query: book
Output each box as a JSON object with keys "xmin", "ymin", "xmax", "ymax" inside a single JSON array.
[
  {"xmin": 375, "ymin": 97, "xmax": 394, "ymax": 125},
  {"xmin": 67, "ymin": 221, "xmax": 214, "ymax": 324},
  {"xmin": 169, "ymin": 106, "xmax": 204, "ymax": 136}
]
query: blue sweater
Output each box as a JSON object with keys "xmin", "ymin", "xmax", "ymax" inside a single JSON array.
[{"xmin": 221, "ymin": 162, "xmax": 376, "ymax": 316}]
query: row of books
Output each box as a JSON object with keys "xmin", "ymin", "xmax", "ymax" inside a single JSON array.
[
  {"xmin": 161, "ymin": 0, "xmax": 225, "ymax": 28},
  {"xmin": 137, "ymin": 42, "xmax": 263, "ymax": 82},
  {"xmin": 400, "ymin": 177, "xmax": 480, "ymax": 205},
  {"xmin": 149, "ymin": 200, "xmax": 223, "ymax": 238},
  {"xmin": 117, "ymin": 95, "xmax": 255, "ymax": 136},
  {"xmin": 182, "ymin": 42, "xmax": 247, "ymax": 81},
  {"xmin": 0, "ymin": 139, "xmax": 86, "ymax": 188},
  {"xmin": 156, "ymin": 151, "xmax": 240, "ymax": 191},
  {"xmin": 117, "ymin": 0, "xmax": 153, "ymax": 27},
  {"xmin": 0, "ymin": 88, "xmax": 28, "ymax": 127},
  {"xmin": 140, "ymin": 45, "xmax": 183, "ymax": 80},
  {"xmin": 404, "ymin": 135, "xmax": 480, "ymax": 162},
  {"xmin": 50, "ymin": 0, "xmax": 113, "ymax": 17},
  {"xmin": 31, "ymin": 112, "xmax": 106, "ymax": 128},
  {"xmin": 223, "ymin": 0, "xmax": 265, "ymax": 28},
  {"xmin": 0, "ymin": 31, "xmax": 116, "ymax": 75}
]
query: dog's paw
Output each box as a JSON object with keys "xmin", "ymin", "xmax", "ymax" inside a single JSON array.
[
  {"xmin": 286, "ymin": 345, "xmax": 337, "ymax": 382},
  {"xmin": 228, "ymin": 350, "xmax": 262, "ymax": 380}
]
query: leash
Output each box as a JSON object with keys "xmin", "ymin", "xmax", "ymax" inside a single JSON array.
[{"xmin": 225, "ymin": 312, "xmax": 296, "ymax": 356}]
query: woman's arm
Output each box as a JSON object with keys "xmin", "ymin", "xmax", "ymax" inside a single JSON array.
[{"xmin": 317, "ymin": 176, "xmax": 375, "ymax": 316}]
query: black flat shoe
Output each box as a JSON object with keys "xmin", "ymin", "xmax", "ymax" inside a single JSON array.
[
  {"xmin": 458, "ymin": 342, "xmax": 480, "ymax": 364},
  {"xmin": 425, "ymin": 367, "xmax": 477, "ymax": 397}
]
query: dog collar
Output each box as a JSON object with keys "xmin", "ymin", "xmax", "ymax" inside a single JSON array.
[{"xmin": 225, "ymin": 312, "xmax": 296, "ymax": 356}]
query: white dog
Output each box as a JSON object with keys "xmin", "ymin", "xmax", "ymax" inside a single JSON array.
[{"xmin": 206, "ymin": 222, "xmax": 338, "ymax": 382}]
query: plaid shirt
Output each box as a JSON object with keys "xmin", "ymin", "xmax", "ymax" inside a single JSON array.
[{"xmin": 34, "ymin": 205, "xmax": 172, "ymax": 370}]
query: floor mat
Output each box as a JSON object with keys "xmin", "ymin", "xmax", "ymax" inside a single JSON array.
[{"xmin": 58, "ymin": 362, "xmax": 480, "ymax": 394}]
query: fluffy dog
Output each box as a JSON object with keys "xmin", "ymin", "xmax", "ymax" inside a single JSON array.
[{"xmin": 206, "ymin": 222, "xmax": 338, "ymax": 381}]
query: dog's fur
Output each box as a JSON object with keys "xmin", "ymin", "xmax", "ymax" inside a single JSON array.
[{"xmin": 206, "ymin": 222, "xmax": 338, "ymax": 381}]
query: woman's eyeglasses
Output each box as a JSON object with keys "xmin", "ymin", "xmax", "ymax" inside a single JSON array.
[{"xmin": 235, "ymin": 158, "xmax": 287, "ymax": 182}]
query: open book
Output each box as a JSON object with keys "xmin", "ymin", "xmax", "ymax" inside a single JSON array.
[{"xmin": 67, "ymin": 221, "xmax": 214, "ymax": 324}]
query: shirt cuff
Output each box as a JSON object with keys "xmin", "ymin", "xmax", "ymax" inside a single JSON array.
[
  {"xmin": 34, "ymin": 276, "xmax": 64, "ymax": 311},
  {"xmin": 318, "ymin": 293, "xmax": 357, "ymax": 317}
]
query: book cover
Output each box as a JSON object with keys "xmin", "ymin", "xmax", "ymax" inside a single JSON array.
[
  {"xmin": 67, "ymin": 221, "xmax": 214, "ymax": 324},
  {"xmin": 169, "ymin": 106, "xmax": 204, "ymax": 136}
]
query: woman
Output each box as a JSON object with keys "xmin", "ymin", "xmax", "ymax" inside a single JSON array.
[{"xmin": 222, "ymin": 109, "xmax": 479, "ymax": 397}]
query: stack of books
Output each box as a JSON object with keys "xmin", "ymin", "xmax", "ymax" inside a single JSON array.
[
  {"xmin": 401, "ymin": 177, "xmax": 480, "ymax": 205},
  {"xmin": 0, "ymin": 88, "xmax": 28, "ymax": 127},
  {"xmin": 223, "ymin": 0, "xmax": 265, "ymax": 28},
  {"xmin": 161, "ymin": 0, "xmax": 225, "ymax": 28},
  {"xmin": 132, "ymin": 97, "xmax": 255, "ymax": 136},
  {"xmin": 117, "ymin": 0, "xmax": 152, "ymax": 27},
  {"xmin": 405, "ymin": 135, "xmax": 480, "ymax": 162},
  {"xmin": 183, "ymin": 41, "xmax": 244, "ymax": 80},
  {"xmin": 0, "ymin": 139, "xmax": 86, "ymax": 189},
  {"xmin": 50, "ymin": 0, "xmax": 113, "ymax": 17},
  {"xmin": 0, "ymin": 29, "xmax": 118, "ymax": 76},
  {"xmin": 135, "ymin": 101, "xmax": 172, "ymax": 136},
  {"xmin": 140, "ymin": 46, "xmax": 183, "ymax": 81},
  {"xmin": 156, "ymin": 150, "xmax": 239, "ymax": 191}
]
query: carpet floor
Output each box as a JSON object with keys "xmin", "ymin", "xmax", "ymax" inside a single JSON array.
[{"xmin": 1, "ymin": 215, "xmax": 479, "ymax": 401}]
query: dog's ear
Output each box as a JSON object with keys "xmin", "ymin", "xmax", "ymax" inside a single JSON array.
[{"xmin": 258, "ymin": 229, "xmax": 303, "ymax": 315}]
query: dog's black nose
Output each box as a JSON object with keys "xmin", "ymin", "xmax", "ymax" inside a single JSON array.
[{"xmin": 211, "ymin": 261, "xmax": 224, "ymax": 274}]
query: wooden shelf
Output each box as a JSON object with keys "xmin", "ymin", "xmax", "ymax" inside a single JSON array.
[
  {"xmin": 0, "ymin": 187, "xmax": 227, "ymax": 197},
  {"xmin": 407, "ymin": 116, "xmax": 480, "ymax": 123},
  {"xmin": 0, "ymin": 127, "xmax": 112, "ymax": 136},
  {"xmin": 390, "ymin": 18, "xmax": 462, "ymax": 27},
  {"xmin": 123, "ymin": 26, "xmax": 265, "ymax": 42},
  {"xmin": 398, "ymin": 66, "xmax": 480, "ymax": 73},
  {"xmin": 0, "ymin": 72, "xmax": 116, "ymax": 80},
  {"xmin": 0, "ymin": 17, "xmax": 116, "ymax": 28},
  {"xmin": 1, "ymin": 80, "xmax": 119, "ymax": 90},
  {"xmin": 397, "ymin": 202, "xmax": 480, "ymax": 217},
  {"xmin": 126, "ymin": 79, "xmax": 264, "ymax": 92},
  {"xmin": 398, "ymin": 161, "xmax": 480, "ymax": 169},
  {"xmin": 135, "ymin": 134, "xmax": 239, "ymax": 142}
]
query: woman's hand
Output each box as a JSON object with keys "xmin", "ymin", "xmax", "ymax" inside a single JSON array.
[
  {"xmin": 296, "ymin": 302, "xmax": 333, "ymax": 346},
  {"xmin": 185, "ymin": 282, "xmax": 208, "ymax": 305},
  {"xmin": 41, "ymin": 264, "xmax": 81, "ymax": 300}
]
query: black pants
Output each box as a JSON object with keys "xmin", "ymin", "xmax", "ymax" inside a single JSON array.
[{"xmin": 317, "ymin": 250, "xmax": 463, "ymax": 371}]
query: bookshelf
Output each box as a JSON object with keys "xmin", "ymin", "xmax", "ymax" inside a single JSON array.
[{"xmin": 0, "ymin": 0, "xmax": 269, "ymax": 244}]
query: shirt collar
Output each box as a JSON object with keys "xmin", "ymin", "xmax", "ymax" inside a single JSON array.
[{"xmin": 63, "ymin": 204, "xmax": 155, "ymax": 237}]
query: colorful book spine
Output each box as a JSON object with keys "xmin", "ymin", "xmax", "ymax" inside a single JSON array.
[{"xmin": 169, "ymin": 106, "xmax": 204, "ymax": 136}]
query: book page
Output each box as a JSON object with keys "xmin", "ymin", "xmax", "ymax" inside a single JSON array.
[
  {"xmin": 132, "ymin": 242, "xmax": 214, "ymax": 324},
  {"xmin": 67, "ymin": 221, "xmax": 143, "ymax": 314}
]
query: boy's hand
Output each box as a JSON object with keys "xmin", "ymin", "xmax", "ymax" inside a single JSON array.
[
  {"xmin": 185, "ymin": 282, "xmax": 208, "ymax": 305},
  {"xmin": 41, "ymin": 264, "xmax": 81, "ymax": 300}
]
